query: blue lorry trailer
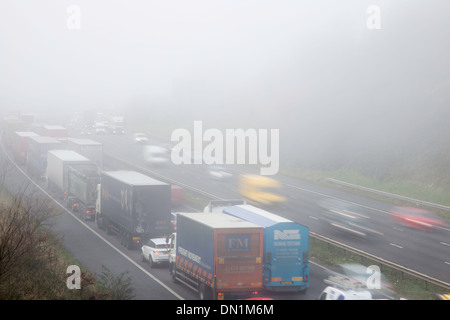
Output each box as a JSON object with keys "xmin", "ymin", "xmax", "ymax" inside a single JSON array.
[{"xmin": 223, "ymin": 204, "xmax": 309, "ymax": 292}]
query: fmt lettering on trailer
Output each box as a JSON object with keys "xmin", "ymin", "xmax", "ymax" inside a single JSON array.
[{"xmin": 226, "ymin": 234, "xmax": 251, "ymax": 253}]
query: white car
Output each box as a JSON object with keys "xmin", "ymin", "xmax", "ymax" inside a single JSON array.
[
  {"xmin": 336, "ymin": 263, "xmax": 395, "ymax": 298},
  {"xmin": 134, "ymin": 133, "xmax": 149, "ymax": 144},
  {"xmin": 318, "ymin": 286, "xmax": 373, "ymax": 300},
  {"xmin": 94, "ymin": 122, "xmax": 107, "ymax": 134},
  {"xmin": 143, "ymin": 145, "xmax": 169, "ymax": 165},
  {"xmin": 141, "ymin": 238, "xmax": 171, "ymax": 268},
  {"xmin": 207, "ymin": 165, "xmax": 232, "ymax": 181},
  {"xmin": 318, "ymin": 275, "xmax": 372, "ymax": 300}
]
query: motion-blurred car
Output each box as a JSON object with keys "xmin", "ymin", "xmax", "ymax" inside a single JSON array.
[
  {"xmin": 171, "ymin": 185, "xmax": 185, "ymax": 208},
  {"xmin": 207, "ymin": 165, "xmax": 232, "ymax": 181},
  {"xmin": 318, "ymin": 198, "xmax": 383, "ymax": 238},
  {"xmin": 336, "ymin": 263, "xmax": 395, "ymax": 298},
  {"xmin": 239, "ymin": 174, "xmax": 287, "ymax": 207},
  {"xmin": 134, "ymin": 133, "xmax": 148, "ymax": 144},
  {"xmin": 389, "ymin": 206, "xmax": 448, "ymax": 231},
  {"xmin": 110, "ymin": 126, "xmax": 125, "ymax": 134},
  {"xmin": 80, "ymin": 128, "xmax": 93, "ymax": 135},
  {"xmin": 141, "ymin": 238, "xmax": 171, "ymax": 268},
  {"xmin": 437, "ymin": 293, "xmax": 450, "ymax": 300},
  {"xmin": 143, "ymin": 145, "xmax": 169, "ymax": 166},
  {"xmin": 94, "ymin": 122, "xmax": 107, "ymax": 134}
]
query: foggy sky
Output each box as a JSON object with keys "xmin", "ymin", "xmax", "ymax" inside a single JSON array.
[{"xmin": 1, "ymin": 0, "xmax": 449, "ymax": 170}]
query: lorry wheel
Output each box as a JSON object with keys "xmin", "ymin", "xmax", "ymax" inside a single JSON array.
[
  {"xmin": 97, "ymin": 216, "xmax": 104, "ymax": 230},
  {"xmin": 122, "ymin": 233, "xmax": 130, "ymax": 249},
  {"xmin": 105, "ymin": 219, "xmax": 111, "ymax": 235},
  {"xmin": 171, "ymin": 269, "xmax": 178, "ymax": 283},
  {"xmin": 199, "ymin": 284, "xmax": 213, "ymax": 300}
]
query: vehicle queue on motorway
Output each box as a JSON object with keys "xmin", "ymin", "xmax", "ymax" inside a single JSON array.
[
  {"xmin": 1, "ymin": 114, "xmax": 448, "ymax": 300},
  {"xmin": 1, "ymin": 115, "xmax": 312, "ymax": 300}
]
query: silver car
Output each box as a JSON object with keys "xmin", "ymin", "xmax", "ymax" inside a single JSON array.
[{"xmin": 134, "ymin": 133, "xmax": 149, "ymax": 144}]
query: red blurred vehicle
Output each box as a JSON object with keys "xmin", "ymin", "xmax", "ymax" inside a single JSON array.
[
  {"xmin": 390, "ymin": 206, "xmax": 448, "ymax": 231},
  {"xmin": 171, "ymin": 185, "xmax": 185, "ymax": 207}
]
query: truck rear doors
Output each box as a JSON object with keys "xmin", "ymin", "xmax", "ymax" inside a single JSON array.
[{"xmin": 214, "ymin": 229, "xmax": 263, "ymax": 296}]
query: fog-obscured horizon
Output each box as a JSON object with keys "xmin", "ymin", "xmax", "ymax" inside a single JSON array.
[{"xmin": 1, "ymin": 1, "xmax": 449, "ymax": 179}]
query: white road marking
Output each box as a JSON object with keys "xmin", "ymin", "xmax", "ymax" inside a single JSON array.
[
  {"xmin": 2, "ymin": 145, "xmax": 184, "ymax": 300},
  {"xmin": 390, "ymin": 243, "xmax": 403, "ymax": 249}
]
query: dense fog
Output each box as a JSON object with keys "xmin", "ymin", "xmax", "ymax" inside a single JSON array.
[{"xmin": 1, "ymin": 1, "xmax": 449, "ymax": 175}]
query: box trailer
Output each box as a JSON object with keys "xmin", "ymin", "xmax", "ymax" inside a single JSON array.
[
  {"xmin": 223, "ymin": 205, "xmax": 309, "ymax": 292},
  {"xmin": 46, "ymin": 149, "xmax": 91, "ymax": 196},
  {"xmin": 66, "ymin": 137, "xmax": 103, "ymax": 168},
  {"xmin": 169, "ymin": 212, "xmax": 264, "ymax": 300},
  {"xmin": 2, "ymin": 117, "xmax": 26, "ymax": 149},
  {"xmin": 26, "ymin": 136, "xmax": 61, "ymax": 178},
  {"xmin": 39, "ymin": 125, "xmax": 68, "ymax": 138},
  {"xmin": 11, "ymin": 131, "xmax": 39, "ymax": 164},
  {"xmin": 96, "ymin": 170, "xmax": 172, "ymax": 249}
]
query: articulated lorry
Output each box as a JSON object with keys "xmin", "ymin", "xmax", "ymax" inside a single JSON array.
[
  {"xmin": 46, "ymin": 150, "xmax": 91, "ymax": 197},
  {"xmin": 2, "ymin": 117, "xmax": 26, "ymax": 149},
  {"xmin": 11, "ymin": 131, "xmax": 38, "ymax": 164},
  {"xmin": 66, "ymin": 138, "xmax": 103, "ymax": 168},
  {"xmin": 66, "ymin": 164, "xmax": 101, "ymax": 220},
  {"xmin": 223, "ymin": 205, "xmax": 309, "ymax": 292},
  {"xmin": 27, "ymin": 136, "xmax": 61, "ymax": 178},
  {"xmin": 96, "ymin": 170, "xmax": 172, "ymax": 249},
  {"xmin": 38, "ymin": 125, "xmax": 68, "ymax": 138},
  {"xmin": 169, "ymin": 212, "xmax": 264, "ymax": 300}
]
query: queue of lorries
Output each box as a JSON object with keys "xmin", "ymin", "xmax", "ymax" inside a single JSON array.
[{"xmin": 1, "ymin": 116, "xmax": 396, "ymax": 300}]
